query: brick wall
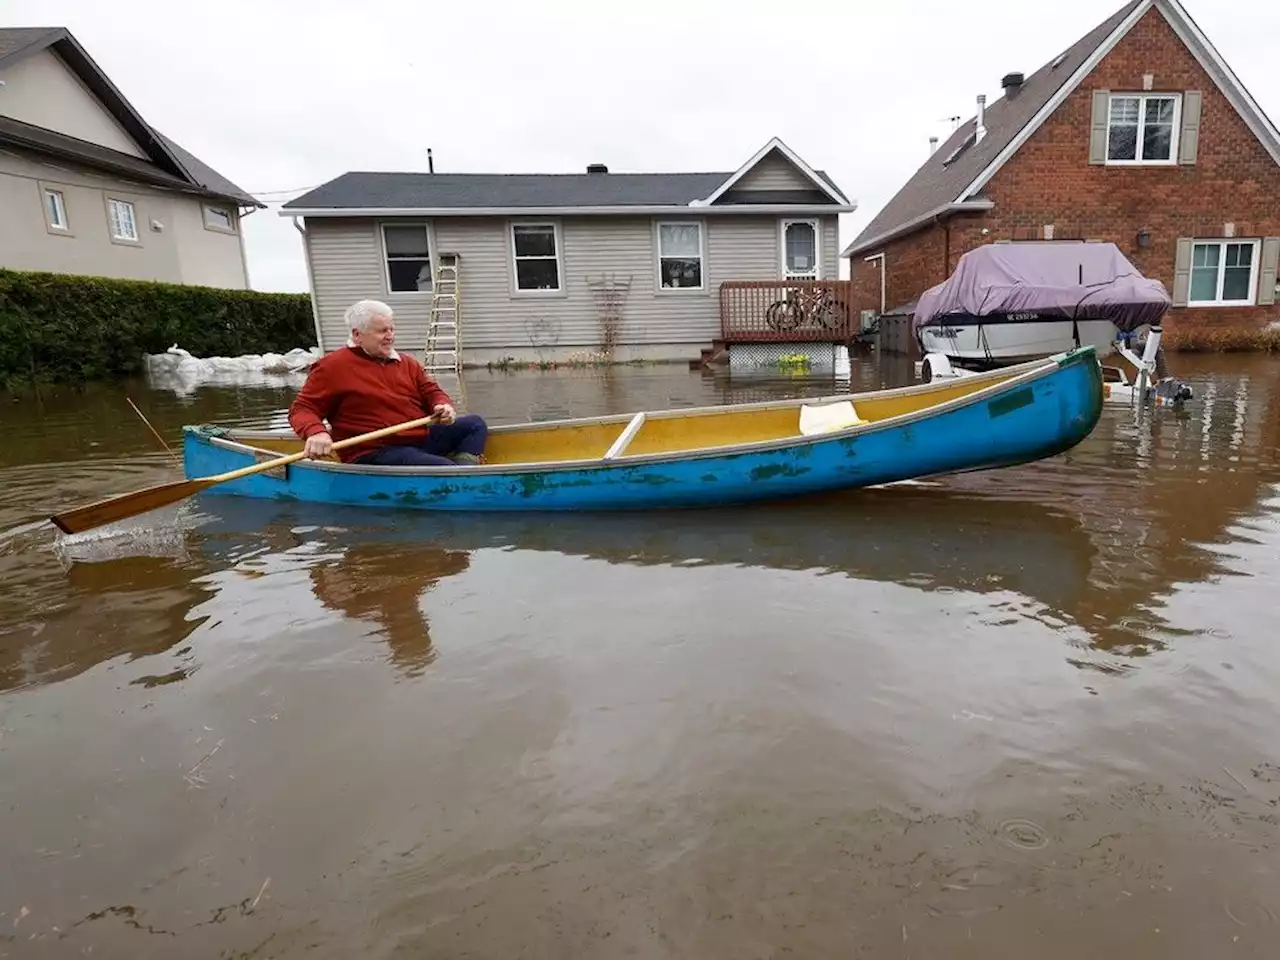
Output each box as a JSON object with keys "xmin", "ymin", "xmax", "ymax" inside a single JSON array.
[{"xmin": 851, "ymin": 6, "xmax": 1280, "ymax": 334}]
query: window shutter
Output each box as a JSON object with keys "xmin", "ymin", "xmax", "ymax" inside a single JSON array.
[
  {"xmin": 1172, "ymin": 238, "xmax": 1193, "ymax": 306},
  {"xmin": 1089, "ymin": 90, "xmax": 1110, "ymax": 164},
  {"xmin": 1259, "ymin": 236, "xmax": 1280, "ymax": 306},
  {"xmin": 1179, "ymin": 91, "xmax": 1203, "ymax": 164}
]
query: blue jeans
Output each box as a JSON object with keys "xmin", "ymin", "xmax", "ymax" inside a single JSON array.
[{"xmin": 356, "ymin": 414, "xmax": 488, "ymax": 466}]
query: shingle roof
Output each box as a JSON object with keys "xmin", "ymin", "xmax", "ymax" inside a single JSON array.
[
  {"xmin": 285, "ymin": 171, "xmax": 730, "ymax": 209},
  {"xmin": 0, "ymin": 26, "xmax": 260, "ymax": 206},
  {"xmin": 283, "ymin": 160, "xmax": 849, "ymax": 211},
  {"xmin": 155, "ymin": 133, "xmax": 257, "ymax": 206},
  {"xmin": 843, "ymin": 0, "xmax": 1143, "ymax": 256},
  {"xmin": 0, "ymin": 26, "xmax": 62, "ymax": 62}
]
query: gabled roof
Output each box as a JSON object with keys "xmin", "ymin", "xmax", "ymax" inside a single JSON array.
[
  {"xmin": 0, "ymin": 26, "xmax": 260, "ymax": 207},
  {"xmin": 697, "ymin": 136, "xmax": 851, "ymax": 206},
  {"xmin": 281, "ymin": 138, "xmax": 856, "ymax": 217},
  {"xmin": 842, "ymin": 0, "xmax": 1280, "ymax": 258}
]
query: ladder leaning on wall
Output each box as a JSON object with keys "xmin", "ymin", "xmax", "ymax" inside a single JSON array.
[{"xmin": 422, "ymin": 252, "xmax": 467, "ymax": 408}]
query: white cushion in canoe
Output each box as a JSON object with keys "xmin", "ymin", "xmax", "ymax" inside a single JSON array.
[{"xmin": 799, "ymin": 400, "xmax": 865, "ymax": 436}]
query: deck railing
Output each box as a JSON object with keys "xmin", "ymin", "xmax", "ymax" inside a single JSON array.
[{"xmin": 719, "ymin": 280, "xmax": 858, "ymax": 342}]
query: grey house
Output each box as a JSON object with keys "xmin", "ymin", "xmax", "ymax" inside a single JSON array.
[
  {"xmin": 281, "ymin": 138, "xmax": 857, "ymax": 364},
  {"xmin": 0, "ymin": 27, "xmax": 261, "ymax": 289}
]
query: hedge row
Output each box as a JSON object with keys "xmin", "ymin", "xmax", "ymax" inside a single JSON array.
[{"xmin": 0, "ymin": 268, "xmax": 316, "ymax": 391}]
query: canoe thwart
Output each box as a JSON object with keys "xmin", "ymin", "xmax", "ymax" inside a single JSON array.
[{"xmin": 602, "ymin": 411, "xmax": 647, "ymax": 460}]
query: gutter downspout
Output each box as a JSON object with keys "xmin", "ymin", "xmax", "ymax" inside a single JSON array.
[
  {"xmin": 235, "ymin": 204, "xmax": 255, "ymax": 289},
  {"xmin": 293, "ymin": 216, "xmax": 325, "ymax": 352}
]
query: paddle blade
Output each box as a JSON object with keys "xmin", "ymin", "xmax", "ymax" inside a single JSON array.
[{"xmin": 49, "ymin": 478, "xmax": 211, "ymax": 535}]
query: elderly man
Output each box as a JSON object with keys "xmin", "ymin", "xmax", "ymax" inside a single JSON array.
[{"xmin": 288, "ymin": 299, "xmax": 488, "ymax": 466}]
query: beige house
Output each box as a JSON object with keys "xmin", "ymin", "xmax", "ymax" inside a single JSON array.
[
  {"xmin": 281, "ymin": 138, "xmax": 857, "ymax": 364},
  {"xmin": 0, "ymin": 27, "xmax": 260, "ymax": 289}
]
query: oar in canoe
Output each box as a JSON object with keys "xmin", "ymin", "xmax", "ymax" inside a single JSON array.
[{"xmin": 49, "ymin": 413, "xmax": 441, "ymax": 536}]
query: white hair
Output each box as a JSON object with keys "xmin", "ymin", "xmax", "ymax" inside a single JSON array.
[{"xmin": 345, "ymin": 299, "xmax": 393, "ymax": 332}]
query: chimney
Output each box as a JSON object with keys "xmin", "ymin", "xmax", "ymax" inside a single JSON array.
[
  {"xmin": 1002, "ymin": 72, "xmax": 1025, "ymax": 96},
  {"xmin": 586, "ymin": 163, "xmax": 608, "ymax": 174},
  {"xmin": 929, "ymin": 136, "xmax": 939, "ymax": 156},
  {"xmin": 975, "ymin": 94, "xmax": 987, "ymax": 143}
]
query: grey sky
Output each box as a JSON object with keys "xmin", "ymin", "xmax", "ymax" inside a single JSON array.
[{"xmin": 7, "ymin": 0, "xmax": 1276, "ymax": 293}]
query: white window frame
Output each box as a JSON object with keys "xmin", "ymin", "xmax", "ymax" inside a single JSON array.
[
  {"xmin": 510, "ymin": 221, "xmax": 563, "ymax": 295},
  {"xmin": 1187, "ymin": 238, "xmax": 1261, "ymax": 307},
  {"xmin": 780, "ymin": 219, "xmax": 821, "ymax": 280},
  {"xmin": 45, "ymin": 189, "xmax": 69, "ymax": 231},
  {"xmin": 1105, "ymin": 93, "xmax": 1182, "ymax": 166},
  {"xmin": 654, "ymin": 220, "xmax": 706, "ymax": 293},
  {"xmin": 379, "ymin": 222, "xmax": 433, "ymax": 296},
  {"xmin": 202, "ymin": 203, "xmax": 237, "ymax": 234},
  {"xmin": 106, "ymin": 197, "xmax": 139, "ymax": 243}
]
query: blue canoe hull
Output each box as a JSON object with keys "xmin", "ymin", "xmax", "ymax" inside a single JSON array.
[{"xmin": 182, "ymin": 348, "xmax": 1104, "ymax": 512}]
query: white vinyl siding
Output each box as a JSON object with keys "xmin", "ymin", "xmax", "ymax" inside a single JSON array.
[
  {"xmin": 303, "ymin": 213, "xmax": 840, "ymax": 352},
  {"xmin": 1107, "ymin": 93, "xmax": 1180, "ymax": 164},
  {"xmin": 1188, "ymin": 240, "xmax": 1260, "ymax": 306},
  {"xmin": 733, "ymin": 151, "xmax": 819, "ymax": 192}
]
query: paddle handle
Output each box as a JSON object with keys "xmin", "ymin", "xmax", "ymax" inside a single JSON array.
[{"xmin": 209, "ymin": 413, "xmax": 441, "ymax": 484}]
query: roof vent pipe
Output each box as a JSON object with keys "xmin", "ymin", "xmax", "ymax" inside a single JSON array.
[
  {"xmin": 929, "ymin": 136, "xmax": 939, "ymax": 156},
  {"xmin": 975, "ymin": 94, "xmax": 987, "ymax": 143}
]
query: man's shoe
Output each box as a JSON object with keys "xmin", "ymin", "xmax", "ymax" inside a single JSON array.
[{"xmin": 450, "ymin": 452, "xmax": 484, "ymax": 465}]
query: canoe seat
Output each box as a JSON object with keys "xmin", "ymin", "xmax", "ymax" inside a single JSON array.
[{"xmin": 798, "ymin": 400, "xmax": 865, "ymax": 436}]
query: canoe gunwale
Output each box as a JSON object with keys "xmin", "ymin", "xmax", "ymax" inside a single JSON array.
[{"xmin": 187, "ymin": 348, "xmax": 1098, "ymax": 479}]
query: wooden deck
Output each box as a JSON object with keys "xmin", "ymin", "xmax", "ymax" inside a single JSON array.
[{"xmin": 719, "ymin": 280, "xmax": 857, "ymax": 343}]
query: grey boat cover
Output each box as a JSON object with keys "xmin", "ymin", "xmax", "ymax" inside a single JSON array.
[{"xmin": 912, "ymin": 242, "xmax": 1171, "ymax": 334}]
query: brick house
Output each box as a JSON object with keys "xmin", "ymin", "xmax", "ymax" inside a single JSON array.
[{"xmin": 842, "ymin": 0, "xmax": 1280, "ymax": 339}]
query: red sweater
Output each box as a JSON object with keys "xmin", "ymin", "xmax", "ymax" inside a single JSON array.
[{"xmin": 288, "ymin": 347, "xmax": 453, "ymax": 463}]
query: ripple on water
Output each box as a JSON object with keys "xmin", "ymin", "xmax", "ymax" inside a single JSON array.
[{"xmin": 995, "ymin": 818, "xmax": 1051, "ymax": 851}]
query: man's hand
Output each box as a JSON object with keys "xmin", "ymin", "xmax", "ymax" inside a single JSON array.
[
  {"xmin": 304, "ymin": 431, "xmax": 334, "ymax": 458},
  {"xmin": 433, "ymin": 403, "xmax": 457, "ymax": 425}
]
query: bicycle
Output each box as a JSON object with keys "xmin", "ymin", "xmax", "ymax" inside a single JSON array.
[{"xmin": 764, "ymin": 286, "xmax": 849, "ymax": 332}]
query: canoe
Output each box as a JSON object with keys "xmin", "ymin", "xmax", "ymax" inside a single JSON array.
[{"xmin": 181, "ymin": 345, "xmax": 1104, "ymax": 512}]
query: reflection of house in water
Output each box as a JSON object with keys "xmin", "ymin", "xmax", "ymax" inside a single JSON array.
[{"xmin": 308, "ymin": 544, "xmax": 471, "ymax": 677}]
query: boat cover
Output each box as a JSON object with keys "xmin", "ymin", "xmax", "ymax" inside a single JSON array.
[{"xmin": 913, "ymin": 242, "xmax": 1171, "ymax": 334}]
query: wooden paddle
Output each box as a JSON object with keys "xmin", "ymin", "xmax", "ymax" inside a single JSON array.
[{"xmin": 49, "ymin": 413, "xmax": 442, "ymax": 536}]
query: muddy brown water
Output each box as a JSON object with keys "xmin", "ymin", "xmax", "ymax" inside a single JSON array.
[{"xmin": 1, "ymin": 353, "xmax": 1279, "ymax": 958}]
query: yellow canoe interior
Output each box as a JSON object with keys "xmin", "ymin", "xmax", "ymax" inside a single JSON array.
[{"xmin": 229, "ymin": 364, "xmax": 1030, "ymax": 466}]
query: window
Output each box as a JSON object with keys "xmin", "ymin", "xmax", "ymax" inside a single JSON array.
[
  {"xmin": 512, "ymin": 223, "xmax": 561, "ymax": 292},
  {"xmin": 657, "ymin": 222, "xmax": 703, "ymax": 289},
  {"xmin": 45, "ymin": 189, "xmax": 68, "ymax": 230},
  {"xmin": 382, "ymin": 224, "xmax": 432, "ymax": 292},
  {"xmin": 203, "ymin": 204, "xmax": 235, "ymax": 232},
  {"xmin": 782, "ymin": 220, "xmax": 819, "ymax": 279},
  {"xmin": 1107, "ymin": 94, "xmax": 1180, "ymax": 163},
  {"xmin": 108, "ymin": 198, "xmax": 137, "ymax": 241},
  {"xmin": 1189, "ymin": 240, "xmax": 1259, "ymax": 305}
]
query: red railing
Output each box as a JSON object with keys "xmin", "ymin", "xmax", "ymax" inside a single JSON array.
[{"xmin": 719, "ymin": 280, "xmax": 858, "ymax": 342}]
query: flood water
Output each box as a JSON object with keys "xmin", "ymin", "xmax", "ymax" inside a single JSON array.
[{"xmin": 2, "ymin": 352, "xmax": 1279, "ymax": 958}]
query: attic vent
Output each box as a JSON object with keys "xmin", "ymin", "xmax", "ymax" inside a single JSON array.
[
  {"xmin": 586, "ymin": 163, "xmax": 608, "ymax": 174},
  {"xmin": 1051, "ymin": 51, "xmax": 1068, "ymax": 69}
]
